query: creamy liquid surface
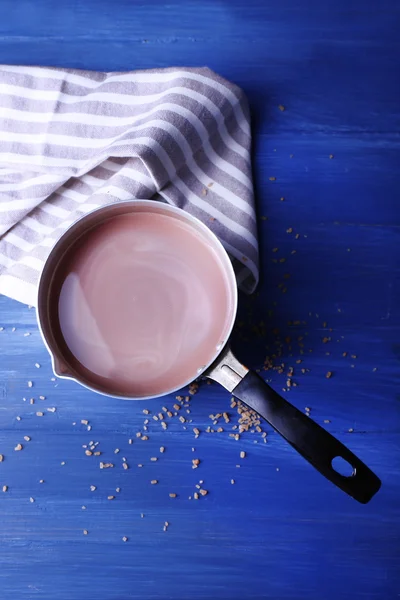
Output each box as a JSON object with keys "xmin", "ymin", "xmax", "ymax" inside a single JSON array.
[{"xmin": 57, "ymin": 211, "xmax": 233, "ymax": 396}]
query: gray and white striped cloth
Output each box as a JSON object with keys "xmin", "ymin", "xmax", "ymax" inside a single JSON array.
[{"xmin": 0, "ymin": 65, "xmax": 258, "ymax": 306}]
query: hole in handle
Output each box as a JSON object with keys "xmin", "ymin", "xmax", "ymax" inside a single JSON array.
[{"xmin": 331, "ymin": 456, "xmax": 356, "ymax": 478}]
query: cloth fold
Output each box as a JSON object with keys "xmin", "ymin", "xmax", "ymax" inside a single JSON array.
[{"xmin": 0, "ymin": 65, "xmax": 258, "ymax": 306}]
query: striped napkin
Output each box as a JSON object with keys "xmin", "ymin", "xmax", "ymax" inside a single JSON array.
[{"xmin": 0, "ymin": 65, "xmax": 258, "ymax": 306}]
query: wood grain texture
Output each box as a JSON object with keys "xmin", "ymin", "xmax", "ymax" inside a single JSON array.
[{"xmin": 0, "ymin": 0, "xmax": 399, "ymax": 599}]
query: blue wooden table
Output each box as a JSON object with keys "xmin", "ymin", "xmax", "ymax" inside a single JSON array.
[{"xmin": 1, "ymin": 1, "xmax": 399, "ymax": 599}]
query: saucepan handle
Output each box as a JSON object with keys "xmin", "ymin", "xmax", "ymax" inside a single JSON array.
[
  {"xmin": 206, "ymin": 347, "xmax": 381, "ymax": 504},
  {"xmin": 232, "ymin": 370, "xmax": 381, "ymax": 504}
]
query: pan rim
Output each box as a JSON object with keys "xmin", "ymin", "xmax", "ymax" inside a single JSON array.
[{"xmin": 36, "ymin": 199, "xmax": 238, "ymax": 400}]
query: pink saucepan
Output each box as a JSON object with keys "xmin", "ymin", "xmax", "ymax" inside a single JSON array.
[{"xmin": 37, "ymin": 200, "xmax": 381, "ymax": 503}]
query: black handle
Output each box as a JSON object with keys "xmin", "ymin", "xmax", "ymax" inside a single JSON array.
[{"xmin": 232, "ymin": 370, "xmax": 381, "ymax": 503}]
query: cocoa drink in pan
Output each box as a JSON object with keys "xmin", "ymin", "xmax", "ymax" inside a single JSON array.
[{"xmin": 54, "ymin": 209, "xmax": 234, "ymax": 396}]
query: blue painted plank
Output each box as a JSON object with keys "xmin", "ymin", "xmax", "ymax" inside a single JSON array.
[
  {"xmin": 1, "ymin": 38, "xmax": 399, "ymax": 133},
  {"xmin": 254, "ymin": 134, "xmax": 400, "ymax": 225}
]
